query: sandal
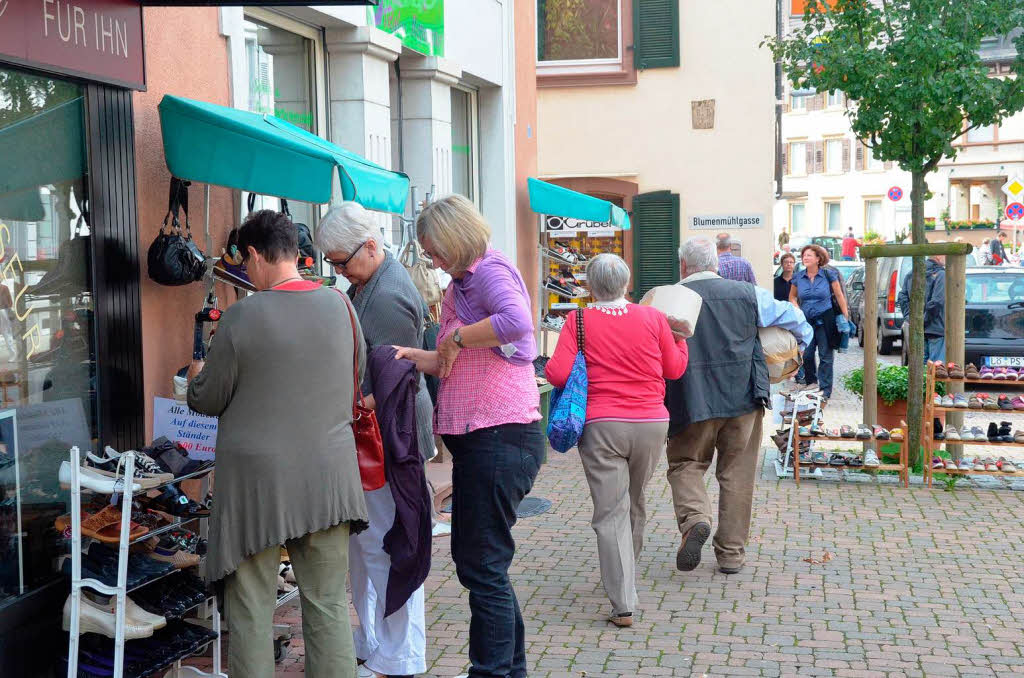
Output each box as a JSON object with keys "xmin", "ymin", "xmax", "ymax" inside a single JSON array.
[
  {"xmin": 54, "ymin": 506, "xmax": 149, "ymax": 544},
  {"xmin": 947, "ymin": 362, "xmax": 964, "ymax": 379}
]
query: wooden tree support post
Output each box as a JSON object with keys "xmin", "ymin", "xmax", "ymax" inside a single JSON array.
[
  {"xmin": 945, "ymin": 253, "xmax": 967, "ymax": 462},
  {"xmin": 862, "ymin": 258, "xmax": 878, "ymax": 450}
]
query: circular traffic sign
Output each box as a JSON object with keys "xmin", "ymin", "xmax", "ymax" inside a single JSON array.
[
  {"xmin": 888, "ymin": 186, "xmax": 903, "ymax": 202},
  {"xmin": 1007, "ymin": 202, "xmax": 1024, "ymax": 221}
]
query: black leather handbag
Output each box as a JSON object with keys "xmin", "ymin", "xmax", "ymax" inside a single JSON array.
[
  {"xmin": 147, "ymin": 178, "xmax": 206, "ymax": 286},
  {"xmin": 280, "ymin": 198, "xmax": 317, "ymax": 267}
]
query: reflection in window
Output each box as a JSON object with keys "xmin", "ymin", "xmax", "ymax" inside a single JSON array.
[
  {"xmin": 0, "ymin": 66, "xmax": 97, "ymax": 605},
  {"xmin": 966, "ymin": 273, "xmax": 1024, "ymax": 303},
  {"xmin": 537, "ymin": 0, "xmax": 621, "ymax": 62}
]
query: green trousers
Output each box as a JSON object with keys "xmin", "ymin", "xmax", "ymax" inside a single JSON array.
[{"xmin": 224, "ymin": 522, "xmax": 356, "ymax": 678}]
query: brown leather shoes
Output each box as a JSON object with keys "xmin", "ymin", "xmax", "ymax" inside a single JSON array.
[
  {"xmin": 676, "ymin": 522, "xmax": 711, "ymax": 571},
  {"xmin": 609, "ymin": 612, "xmax": 633, "ymax": 627}
]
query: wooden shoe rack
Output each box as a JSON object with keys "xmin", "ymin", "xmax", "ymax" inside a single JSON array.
[
  {"xmin": 791, "ymin": 427, "xmax": 909, "ymax": 487},
  {"xmin": 923, "ymin": 362, "xmax": 1024, "ymax": 487}
]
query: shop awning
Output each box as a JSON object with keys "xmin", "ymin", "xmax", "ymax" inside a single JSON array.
[
  {"xmin": 158, "ymin": 95, "xmax": 409, "ymax": 213},
  {"xmin": 527, "ymin": 178, "xmax": 630, "ymax": 230}
]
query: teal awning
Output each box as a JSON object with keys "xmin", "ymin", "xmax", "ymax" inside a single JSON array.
[
  {"xmin": 0, "ymin": 97, "xmax": 85, "ymax": 199},
  {"xmin": 158, "ymin": 95, "xmax": 409, "ymax": 213},
  {"xmin": 527, "ymin": 178, "xmax": 630, "ymax": 230}
]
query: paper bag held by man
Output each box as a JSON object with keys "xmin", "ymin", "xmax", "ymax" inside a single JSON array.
[{"xmin": 639, "ymin": 285, "xmax": 702, "ymax": 338}]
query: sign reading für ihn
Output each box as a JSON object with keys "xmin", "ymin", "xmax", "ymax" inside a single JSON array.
[
  {"xmin": 888, "ymin": 186, "xmax": 903, "ymax": 202},
  {"xmin": 1006, "ymin": 202, "xmax": 1024, "ymax": 222}
]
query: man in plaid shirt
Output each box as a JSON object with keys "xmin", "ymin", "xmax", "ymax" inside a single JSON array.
[{"xmin": 716, "ymin": 234, "xmax": 757, "ymax": 284}]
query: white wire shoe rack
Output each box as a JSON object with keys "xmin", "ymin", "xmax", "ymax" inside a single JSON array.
[{"xmin": 64, "ymin": 445, "xmax": 226, "ymax": 678}]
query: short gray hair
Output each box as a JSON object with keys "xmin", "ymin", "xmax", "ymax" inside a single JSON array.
[
  {"xmin": 586, "ymin": 253, "xmax": 631, "ymax": 301},
  {"xmin": 315, "ymin": 201, "xmax": 381, "ymax": 254},
  {"xmin": 716, "ymin": 234, "xmax": 732, "ymax": 251},
  {"xmin": 679, "ymin": 237, "xmax": 719, "ymax": 274}
]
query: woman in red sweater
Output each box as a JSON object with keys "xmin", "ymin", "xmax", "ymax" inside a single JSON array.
[{"xmin": 545, "ymin": 253, "xmax": 687, "ymax": 628}]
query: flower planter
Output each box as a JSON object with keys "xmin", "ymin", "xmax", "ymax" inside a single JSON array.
[{"xmin": 876, "ymin": 397, "xmax": 944, "ymax": 431}]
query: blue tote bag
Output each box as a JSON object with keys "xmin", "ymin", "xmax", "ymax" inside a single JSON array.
[{"xmin": 546, "ymin": 310, "xmax": 588, "ymax": 453}]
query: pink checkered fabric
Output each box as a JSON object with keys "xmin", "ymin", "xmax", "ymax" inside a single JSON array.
[{"xmin": 433, "ymin": 288, "xmax": 541, "ymax": 435}]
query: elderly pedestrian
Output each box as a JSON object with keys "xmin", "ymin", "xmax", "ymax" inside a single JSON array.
[
  {"xmin": 716, "ymin": 234, "xmax": 757, "ymax": 284},
  {"xmin": 897, "ymin": 253, "xmax": 946, "ymax": 363},
  {"xmin": 188, "ymin": 209, "xmax": 368, "ymax": 678},
  {"xmin": 788, "ymin": 244, "xmax": 849, "ymax": 400},
  {"xmin": 394, "ymin": 195, "xmax": 541, "ymax": 678},
  {"xmin": 545, "ymin": 254, "xmax": 687, "ymax": 627},
  {"xmin": 315, "ymin": 202, "xmax": 433, "ymax": 678},
  {"xmin": 666, "ymin": 237, "xmax": 811, "ymax": 575}
]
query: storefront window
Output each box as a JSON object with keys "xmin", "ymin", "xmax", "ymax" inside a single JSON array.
[
  {"xmin": 451, "ymin": 88, "xmax": 478, "ymax": 204},
  {"xmin": 0, "ymin": 66, "xmax": 96, "ymax": 603},
  {"xmin": 243, "ymin": 18, "xmax": 318, "ymax": 234}
]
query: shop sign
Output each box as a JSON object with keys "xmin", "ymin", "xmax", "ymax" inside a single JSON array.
[
  {"xmin": 153, "ymin": 397, "xmax": 218, "ymax": 460},
  {"xmin": 544, "ymin": 215, "xmax": 623, "ymax": 233},
  {"xmin": 368, "ymin": 0, "xmax": 445, "ymax": 57},
  {"xmin": 0, "ymin": 0, "xmax": 145, "ymax": 90},
  {"xmin": 688, "ymin": 214, "xmax": 765, "ymax": 230}
]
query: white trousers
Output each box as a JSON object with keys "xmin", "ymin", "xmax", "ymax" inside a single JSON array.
[{"xmin": 350, "ymin": 483, "xmax": 426, "ymax": 676}]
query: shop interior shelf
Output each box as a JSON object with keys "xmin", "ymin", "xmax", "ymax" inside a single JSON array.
[
  {"xmin": 129, "ymin": 515, "xmax": 201, "ymax": 546},
  {"xmin": 126, "ymin": 563, "xmax": 199, "ymax": 595},
  {"xmin": 543, "ymin": 286, "xmax": 589, "ymax": 300}
]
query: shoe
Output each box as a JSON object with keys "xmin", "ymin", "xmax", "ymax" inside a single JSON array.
[
  {"xmin": 863, "ymin": 449, "xmax": 880, "ymax": 467},
  {"xmin": 148, "ymin": 544, "xmax": 201, "ymax": 570},
  {"xmin": 828, "ymin": 454, "xmax": 848, "ymax": 467},
  {"xmin": 609, "ymin": 612, "xmax": 633, "ymax": 627},
  {"xmin": 676, "ymin": 522, "xmax": 711, "ymax": 572},
  {"xmin": 944, "ymin": 458, "xmax": 957, "ymax": 470},
  {"xmin": 83, "ymin": 454, "xmax": 165, "ymax": 491},
  {"xmin": 979, "ymin": 367, "xmax": 995, "ymax": 379},
  {"xmin": 541, "ymin": 314, "xmax": 566, "ymax": 331},
  {"xmin": 932, "ymin": 456, "xmax": 945, "ymax": 469},
  {"xmin": 932, "ymin": 394, "xmax": 942, "ymax": 406},
  {"xmin": 970, "ymin": 426, "xmax": 986, "ymax": 441},
  {"xmin": 149, "ymin": 485, "xmax": 211, "ymax": 519},
  {"xmin": 809, "ymin": 422, "xmax": 825, "ymax": 436},
  {"xmin": 1016, "ymin": 430, "xmax": 1024, "ymax": 443},
  {"xmin": 824, "ymin": 428, "xmax": 840, "ymax": 438},
  {"xmin": 143, "ymin": 437, "xmax": 211, "ymax": 478},
  {"xmin": 357, "ymin": 666, "xmax": 377, "ymax": 678},
  {"xmin": 62, "ymin": 594, "xmax": 156, "ymax": 639},
  {"xmin": 983, "ymin": 395, "xmax": 999, "ymax": 410},
  {"xmin": 985, "ymin": 458, "xmax": 999, "ymax": 472},
  {"xmin": 855, "ymin": 425, "xmax": 872, "ymax": 440},
  {"xmin": 940, "ymin": 395, "xmax": 955, "ymax": 408},
  {"xmin": 1012, "ymin": 396, "xmax": 1024, "ymax": 410},
  {"xmin": 839, "ymin": 425, "xmax": 855, "ymax": 439},
  {"xmin": 798, "ymin": 450, "xmax": 813, "ymax": 464},
  {"xmin": 958, "ymin": 458, "xmax": 972, "ymax": 471},
  {"xmin": 965, "ymin": 363, "xmax": 980, "ymax": 379},
  {"xmin": 997, "ymin": 458, "xmax": 1017, "ymax": 473},
  {"xmin": 847, "ymin": 456, "xmax": 864, "ymax": 467},
  {"xmin": 953, "ymin": 393, "xmax": 969, "ymax": 408},
  {"xmin": 1006, "ymin": 368, "xmax": 1019, "ymax": 381},
  {"xmin": 973, "ymin": 458, "xmax": 986, "ymax": 471},
  {"xmin": 933, "ymin": 361, "xmax": 948, "ymax": 379},
  {"xmin": 998, "ymin": 422, "xmax": 1013, "ymax": 443},
  {"xmin": 968, "ymin": 394, "xmax": 983, "ymax": 409},
  {"xmin": 889, "ymin": 428, "xmax": 905, "ymax": 441},
  {"xmin": 873, "ymin": 426, "xmax": 890, "ymax": 441},
  {"xmin": 812, "ymin": 451, "xmax": 827, "ymax": 464},
  {"xmin": 948, "ymin": 362, "xmax": 964, "ymax": 379},
  {"xmin": 99, "ymin": 447, "xmax": 175, "ymax": 484},
  {"xmin": 988, "ymin": 422, "xmax": 999, "ymax": 441},
  {"xmin": 944, "ymin": 427, "xmax": 961, "ymax": 442},
  {"xmin": 999, "ymin": 395, "xmax": 1014, "ymax": 411},
  {"xmin": 798, "ymin": 426, "xmax": 811, "ymax": 437},
  {"xmin": 59, "ymin": 461, "xmax": 142, "ymax": 495},
  {"xmin": 432, "ymin": 522, "xmax": 452, "ymax": 538},
  {"xmin": 718, "ymin": 563, "xmax": 743, "ymax": 574}
]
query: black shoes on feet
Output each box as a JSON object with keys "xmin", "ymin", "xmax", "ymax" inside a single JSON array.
[{"xmin": 676, "ymin": 522, "xmax": 711, "ymax": 572}]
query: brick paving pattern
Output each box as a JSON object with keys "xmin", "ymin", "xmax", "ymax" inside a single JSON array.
[{"xmin": 188, "ymin": 345, "xmax": 1024, "ymax": 677}]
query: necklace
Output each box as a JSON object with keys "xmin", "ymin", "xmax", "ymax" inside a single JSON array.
[
  {"xmin": 588, "ymin": 298, "xmax": 629, "ymax": 316},
  {"xmin": 268, "ymin": 276, "xmax": 302, "ymax": 289}
]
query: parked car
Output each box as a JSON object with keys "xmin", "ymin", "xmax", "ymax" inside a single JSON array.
[
  {"xmin": 900, "ymin": 266, "xmax": 1024, "ymax": 368},
  {"xmin": 860, "ymin": 256, "xmax": 910, "ymax": 354},
  {"xmin": 846, "ymin": 266, "xmax": 866, "ymax": 335}
]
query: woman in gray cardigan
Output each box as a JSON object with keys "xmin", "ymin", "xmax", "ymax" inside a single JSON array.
[
  {"xmin": 316, "ymin": 202, "xmax": 432, "ymax": 678},
  {"xmin": 188, "ymin": 209, "xmax": 367, "ymax": 678}
]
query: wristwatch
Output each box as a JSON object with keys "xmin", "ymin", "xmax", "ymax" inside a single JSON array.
[{"xmin": 453, "ymin": 328, "xmax": 465, "ymax": 348}]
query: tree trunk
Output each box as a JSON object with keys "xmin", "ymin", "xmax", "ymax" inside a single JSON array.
[{"xmin": 907, "ymin": 170, "xmax": 927, "ymax": 468}]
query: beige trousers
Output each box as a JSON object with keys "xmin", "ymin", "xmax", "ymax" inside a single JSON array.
[
  {"xmin": 224, "ymin": 522, "xmax": 356, "ymax": 678},
  {"xmin": 665, "ymin": 409, "xmax": 763, "ymax": 569},
  {"xmin": 578, "ymin": 420, "xmax": 668, "ymax": 615}
]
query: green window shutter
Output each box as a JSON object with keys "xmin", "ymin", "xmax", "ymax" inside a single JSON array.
[
  {"xmin": 633, "ymin": 0, "xmax": 681, "ymax": 69},
  {"xmin": 632, "ymin": 191, "xmax": 681, "ymax": 301}
]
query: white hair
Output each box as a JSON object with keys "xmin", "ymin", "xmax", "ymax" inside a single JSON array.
[
  {"xmin": 315, "ymin": 201, "xmax": 381, "ymax": 254},
  {"xmin": 586, "ymin": 253, "xmax": 631, "ymax": 301},
  {"xmin": 679, "ymin": 237, "xmax": 719, "ymax": 274}
]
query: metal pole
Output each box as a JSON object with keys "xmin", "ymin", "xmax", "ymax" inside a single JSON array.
[{"xmin": 862, "ymin": 257, "xmax": 879, "ymax": 447}]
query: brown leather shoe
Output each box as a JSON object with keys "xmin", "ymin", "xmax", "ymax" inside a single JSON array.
[
  {"xmin": 676, "ymin": 522, "xmax": 711, "ymax": 571},
  {"xmin": 609, "ymin": 612, "xmax": 633, "ymax": 627}
]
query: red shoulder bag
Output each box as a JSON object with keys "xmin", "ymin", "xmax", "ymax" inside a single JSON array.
[{"xmin": 340, "ymin": 292, "xmax": 386, "ymax": 491}]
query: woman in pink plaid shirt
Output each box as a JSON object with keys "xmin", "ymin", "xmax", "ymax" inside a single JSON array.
[{"xmin": 396, "ymin": 195, "xmax": 542, "ymax": 678}]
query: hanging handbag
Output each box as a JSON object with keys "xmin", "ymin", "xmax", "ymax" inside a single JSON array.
[
  {"xmin": 147, "ymin": 178, "xmax": 207, "ymax": 286},
  {"xmin": 400, "ymin": 240, "xmax": 444, "ymax": 308},
  {"xmin": 546, "ymin": 310, "xmax": 588, "ymax": 453},
  {"xmin": 280, "ymin": 198, "xmax": 317, "ymax": 268},
  {"xmin": 340, "ymin": 291, "xmax": 386, "ymax": 491}
]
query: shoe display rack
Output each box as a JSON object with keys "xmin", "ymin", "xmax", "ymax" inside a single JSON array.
[
  {"xmin": 64, "ymin": 446, "xmax": 225, "ymax": 678},
  {"xmin": 923, "ymin": 362, "xmax": 1024, "ymax": 486}
]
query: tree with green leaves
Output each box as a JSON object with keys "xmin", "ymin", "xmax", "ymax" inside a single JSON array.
[{"xmin": 767, "ymin": 0, "xmax": 1024, "ymax": 465}]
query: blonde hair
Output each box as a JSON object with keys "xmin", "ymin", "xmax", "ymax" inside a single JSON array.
[{"xmin": 416, "ymin": 195, "xmax": 490, "ymax": 274}]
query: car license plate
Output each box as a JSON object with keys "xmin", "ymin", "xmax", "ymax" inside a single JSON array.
[{"xmin": 985, "ymin": 356, "xmax": 1024, "ymax": 368}]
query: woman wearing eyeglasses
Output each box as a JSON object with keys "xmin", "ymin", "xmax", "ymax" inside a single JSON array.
[{"xmin": 316, "ymin": 202, "xmax": 432, "ymax": 678}]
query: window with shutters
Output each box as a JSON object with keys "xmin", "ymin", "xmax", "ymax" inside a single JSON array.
[
  {"xmin": 789, "ymin": 141, "xmax": 807, "ymax": 176},
  {"xmin": 537, "ymin": 0, "xmax": 637, "ymax": 86},
  {"xmin": 632, "ymin": 191, "xmax": 680, "ymax": 301},
  {"xmin": 866, "ymin": 145, "xmax": 884, "ymax": 171},
  {"xmin": 826, "ymin": 90, "xmax": 844, "ymax": 108},
  {"xmin": 825, "ymin": 138, "xmax": 843, "ymax": 174},
  {"xmin": 790, "ymin": 93, "xmax": 808, "ymax": 112}
]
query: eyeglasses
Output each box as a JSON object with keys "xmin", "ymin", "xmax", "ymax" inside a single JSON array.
[{"xmin": 324, "ymin": 241, "xmax": 366, "ymax": 269}]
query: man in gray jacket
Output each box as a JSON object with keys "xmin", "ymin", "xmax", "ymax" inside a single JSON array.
[
  {"xmin": 665, "ymin": 237, "xmax": 811, "ymax": 575},
  {"xmin": 897, "ymin": 254, "xmax": 946, "ymax": 362}
]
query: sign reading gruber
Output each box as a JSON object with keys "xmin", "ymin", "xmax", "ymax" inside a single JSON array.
[
  {"xmin": 0, "ymin": 0, "xmax": 144, "ymax": 89},
  {"xmin": 689, "ymin": 214, "xmax": 765, "ymax": 230},
  {"xmin": 368, "ymin": 0, "xmax": 444, "ymax": 57},
  {"xmin": 153, "ymin": 397, "xmax": 218, "ymax": 461}
]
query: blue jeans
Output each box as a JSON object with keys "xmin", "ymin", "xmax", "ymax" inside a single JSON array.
[
  {"xmin": 926, "ymin": 336, "xmax": 946, "ymax": 363},
  {"xmin": 443, "ymin": 422, "xmax": 544, "ymax": 678},
  {"xmin": 803, "ymin": 320, "xmax": 835, "ymax": 398}
]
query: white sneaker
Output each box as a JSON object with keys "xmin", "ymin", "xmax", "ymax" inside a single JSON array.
[
  {"xmin": 125, "ymin": 596, "xmax": 167, "ymax": 630},
  {"xmin": 59, "ymin": 461, "xmax": 141, "ymax": 495},
  {"xmin": 863, "ymin": 449, "xmax": 881, "ymax": 467},
  {"xmin": 62, "ymin": 594, "xmax": 156, "ymax": 639},
  {"xmin": 432, "ymin": 521, "xmax": 452, "ymax": 537},
  {"xmin": 356, "ymin": 666, "xmax": 376, "ymax": 678}
]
